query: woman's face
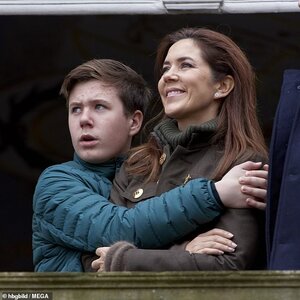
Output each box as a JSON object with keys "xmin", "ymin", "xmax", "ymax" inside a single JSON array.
[{"xmin": 158, "ymin": 38, "xmax": 221, "ymax": 131}]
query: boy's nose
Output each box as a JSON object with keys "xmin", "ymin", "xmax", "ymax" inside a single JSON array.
[{"xmin": 80, "ymin": 109, "xmax": 93, "ymax": 127}]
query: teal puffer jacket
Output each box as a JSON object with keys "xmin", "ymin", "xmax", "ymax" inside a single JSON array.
[{"xmin": 32, "ymin": 154, "xmax": 223, "ymax": 271}]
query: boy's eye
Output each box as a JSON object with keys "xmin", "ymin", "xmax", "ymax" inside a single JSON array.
[
  {"xmin": 95, "ymin": 104, "xmax": 105, "ymax": 110},
  {"xmin": 70, "ymin": 106, "xmax": 81, "ymax": 114}
]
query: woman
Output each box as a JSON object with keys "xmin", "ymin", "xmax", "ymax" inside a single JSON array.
[{"xmin": 92, "ymin": 27, "xmax": 268, "ymax": 271}]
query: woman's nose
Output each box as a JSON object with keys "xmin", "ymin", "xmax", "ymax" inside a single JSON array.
[{"xmin": 162, "ymin": 67, "xmax": 179, "ymax": 82}]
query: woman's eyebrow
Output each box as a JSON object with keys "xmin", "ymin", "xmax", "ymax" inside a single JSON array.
[{"xmin": 163, "ymin": 56, "xmax": 194, "ymax": 65}]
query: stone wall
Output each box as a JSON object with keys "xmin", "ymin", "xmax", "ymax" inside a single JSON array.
[{"xmin": 1, "ymin": 272, "xmax": 300, "ymax": 300}]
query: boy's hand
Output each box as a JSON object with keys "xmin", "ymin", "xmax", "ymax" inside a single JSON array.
[
  {"xmin": 215, "ymin": 161, "xmax": 268, "ymax": 210},
  {"xmin": 240, "ymin": 164, "xmax": 268, "ymax": 210}
]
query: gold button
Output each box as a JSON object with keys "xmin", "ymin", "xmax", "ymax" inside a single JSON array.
[
  {"xmin": 133, "ymin": 188, "xmax": 144, "ymax": 199},
  {"xmin": 159, "ymin": 153, "xmax": 167, "ymax": 165}
]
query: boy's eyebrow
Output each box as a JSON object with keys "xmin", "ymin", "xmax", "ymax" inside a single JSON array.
[
  {"xmin": 68, "ymin": 100, "xmax": 83, "ymax": 109},
  {"xmin": 90, "ymin": 98, "xmax": 111, "ymax": 105},
  {"xmin": 69, "ymin": 100, "xmax": 81, "ymax": 106},
  {"xmin": 69, "ymin": 98, "xmax": 111, "ymax": 106}
]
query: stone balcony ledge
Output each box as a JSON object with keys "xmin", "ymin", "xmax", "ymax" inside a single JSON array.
[{"xmin": 1, "ymin": 271, "xmax": 300, "ymax": 300}]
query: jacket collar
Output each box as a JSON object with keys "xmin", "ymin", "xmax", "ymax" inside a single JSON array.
[
  {"xmin": 73, "ymin": 152, "xmax": 124, "ymax": 180},
  {"xmin": 153, "ymin": 118, "xmax": 217, "ymax": 150}
]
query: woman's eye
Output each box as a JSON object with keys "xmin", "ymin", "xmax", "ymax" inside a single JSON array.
[
  {"xmin": 161, "ymin": 66, "xmax": 170, "ymax": 75},
  {"xmin": 181, "ymin": 62, "xmax": 193, "ymax": 69}
]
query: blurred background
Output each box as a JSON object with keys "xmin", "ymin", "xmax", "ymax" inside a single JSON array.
[{"xmin": 0, "ymin": 12, "xmax": 299, "ymax": 271}]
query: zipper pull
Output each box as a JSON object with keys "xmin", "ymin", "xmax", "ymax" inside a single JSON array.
[{"xmin": 183, "ymin": 174, "xmax": 192, "ymax": 186}]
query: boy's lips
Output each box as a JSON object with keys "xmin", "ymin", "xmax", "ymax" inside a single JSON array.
[
  {"xmin": 80, "ymin": 134, "xmax": 96, "ymax": 141},
  {"xmin": 79, "ymin": 134, "xmax": 98, "ymax": 146}
]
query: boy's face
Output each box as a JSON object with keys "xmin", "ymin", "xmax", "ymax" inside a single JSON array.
[{"xmin": 68, "ymin": 79, "xmax": 135, "ymax": 164}]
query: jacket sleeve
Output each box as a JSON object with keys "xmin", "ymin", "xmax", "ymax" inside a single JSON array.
[
  {"xmin": 104, "ymin": 209, "xmax": 265, "ymax": 271},
  {"xmin": 33, "ymin": 164, "xmax": 224, "ymax": 252}
]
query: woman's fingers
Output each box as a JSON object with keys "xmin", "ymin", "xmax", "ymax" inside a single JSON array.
[
  {"xmin": 186, "ymin": 229, "xmax": 236, "ymax": 254},
  {"xmin": 92, "ymin": 247, "xmax": 110, "ymax": 272},
  {"xmin": 95, "ymin": 246, "xmax": 110, "ymax": 256},
  {"xmin": 200, "ymin": 228, "xmax": 233, "ymax": 238},
  {"xmin": 192, "ymin": 248, "xmax": 225, "ymax": 255},
  {"xmin": 188, "ymin": 240, "xmax": 236, "ymax": 254},
  {"xmin": 91, "ymin": 258, "xmax": 101, "ymax": 270},
  {"xmin": 192, "ymin": 248, "xmax": 224, "ymax": 255}
]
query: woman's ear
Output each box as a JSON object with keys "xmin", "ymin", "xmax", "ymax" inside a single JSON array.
[
  {"xmin": 129, "ymin": 110, "xmax": 144, "ymax": 137},
  {"xmin": 214, "ymin": 75, "xmax": 235, "ymax": 99}
]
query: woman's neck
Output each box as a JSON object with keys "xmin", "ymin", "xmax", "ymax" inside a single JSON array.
[{"xmin": 177, "ymin": 116, "xmax": 217, "ymax": 131}]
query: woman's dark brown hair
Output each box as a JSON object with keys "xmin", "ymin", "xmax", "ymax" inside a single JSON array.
[{"xmin": 126, "ymin": 27, "xmax": 268, "ymax": 181}]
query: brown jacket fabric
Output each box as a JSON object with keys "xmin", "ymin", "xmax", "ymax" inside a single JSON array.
[{"xmin": 105, "ymin": 118, "xmax": 266, "ymax": 271}]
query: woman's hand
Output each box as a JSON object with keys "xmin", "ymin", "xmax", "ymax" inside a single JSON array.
[
  {"xmin": 185, "ymin": 228, "xmax": 236, "ymax": 255},
  {"xmin": 91, "ymin": 247, "xmax": 110, "ymax": 272}
]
